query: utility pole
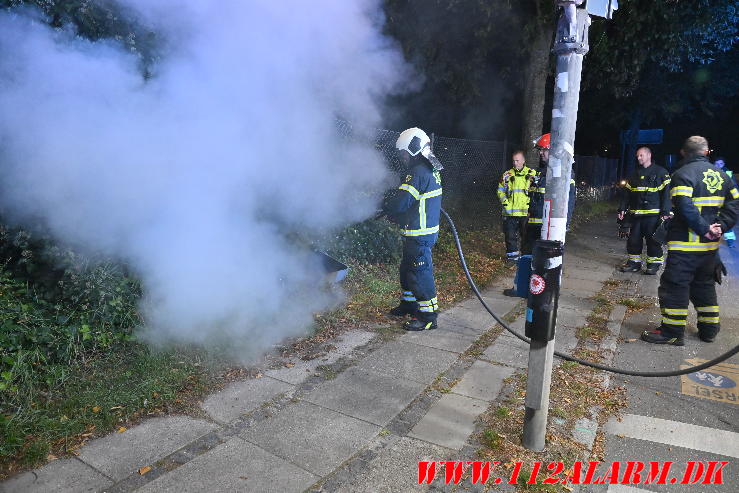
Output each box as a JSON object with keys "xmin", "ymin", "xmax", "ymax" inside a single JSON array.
[{"xmin": 522, "ymin": 0, "xmax": 617, "ymax": 451}]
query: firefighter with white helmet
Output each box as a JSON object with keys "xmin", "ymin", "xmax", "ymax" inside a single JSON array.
[{"xmin": 382, "ymin": 127, "xmax": 443, "ymax": 331}]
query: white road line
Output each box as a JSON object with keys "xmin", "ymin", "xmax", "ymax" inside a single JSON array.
[
  {"xmin": 607, "ymin": 485, "xmax": 653, "ymax": 493},
  {"xmin": 605, "ymin": 413, "xmax": 739, "ymax": 459}
]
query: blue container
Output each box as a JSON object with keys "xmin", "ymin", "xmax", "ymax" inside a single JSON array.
[{"xmin": 514, "ymin": 255, "xmax": 533, "ymax": 298}]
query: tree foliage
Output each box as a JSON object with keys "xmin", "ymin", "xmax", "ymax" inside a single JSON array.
[{"xmin": 582, "ymin": 0, "xmax": 738, "ymax": 126}]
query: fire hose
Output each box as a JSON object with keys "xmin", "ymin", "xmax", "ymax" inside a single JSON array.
[{"xmin": 440, "ymin": 208, "xmax": 739, "ymax": 377}]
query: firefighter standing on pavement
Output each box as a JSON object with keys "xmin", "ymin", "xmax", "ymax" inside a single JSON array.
[
  {"xmin": 618, "ymin": 147, "xmax": 672, "ymax": 275},
  {"xmin": 383, "ymin": 127, "xmax": 443, "ymax": 331},
  {"xmin": 497, "ymin": 150, "xmax": 536, "ymax": 260},
  {"xmin": 522, "ymin": 133, "xmax": 576, "ymax": 255},
  {"xmin": 642, "ymin": 136, "xmax": 739, "ymax": 346}
]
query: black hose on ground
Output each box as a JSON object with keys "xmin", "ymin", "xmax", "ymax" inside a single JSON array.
[{"xmin": 441, "ymin": 208, "xmax": 739, "ymax": 377}]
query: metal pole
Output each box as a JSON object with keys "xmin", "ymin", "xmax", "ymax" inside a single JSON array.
[{"xmin": 522, "ymin": 1, "xmax": 590, "ymax": 451}]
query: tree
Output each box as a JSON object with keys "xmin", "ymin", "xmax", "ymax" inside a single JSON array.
[
  {"xmin": 383, "ymin": 0, "xmax": 527, "ymax": 140},
  {"xmin": 578, "ymin": 0, "xmax": 739, "ymax": 170}
]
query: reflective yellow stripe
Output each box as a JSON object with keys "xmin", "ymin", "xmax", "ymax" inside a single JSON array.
[
  {"xmin": 535, "ymin": 187, "xmax": 546, "ymax": 193},
  {"xmin": 662, "ymin": 316, "xmax": 687, "ymax": 326},
  {"xmin": 647, "ymin": 256, "xmax": 664, "ymax": 263},
  {"xmin": 569, "ymin": 179, "xmax": 575, "ymax": 185},
  {"xmin": 695, "ymin": 306, "xmax": 719, "ymax": 312},
  {"xmin": 662, "ymin": 308, "xmax": 688, "ymax": 315},
  {"xmin": 402, "ymin": 226, "xmax": 439, "ymax": 236},
  {"xmin": 692, "ymin": 196, "xmax": 724, "ymax": 207},
  {"xmin": 628, "ymin": 182, "xmax": 669, "ymax": 193},
  {"xmin": 667, "ymin": 241, "xmax": 719, "ymax": 252},
  {"xmin": 731, "ymin": 188, "xmax": 739, "ymax": 199},
  {"xmin": 421, "ymin": 189, "xmax": 442, "ymax": 199},
  {"xmin": 398, "ymin": 184, "xmax": 420, "ymax": 199},
  {"xmin": 633, "ymin": 209, "xmax": 660, "ymax": 215},
  {"xmin": 671, "ymin": 186, "xmax": 693, "ymax": 197},
  {"xmin": 628, "ymin": 254, "xmax": 642, "ymax": 262},
  {"xmin": 528, "ymin": 218, "xmax": 543, "ymax": 224},
  {"xmin": 697, "ymin": 316, "xmax": 719, "ymax": 323}
]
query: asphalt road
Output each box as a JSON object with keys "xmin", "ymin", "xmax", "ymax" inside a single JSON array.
[{"xmin": 596, "ymin": 240, "xmax": 739, "ymax": 493}]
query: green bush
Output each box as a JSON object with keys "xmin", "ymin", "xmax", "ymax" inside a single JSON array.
[
  {"xmin": 323, "ymin": 219, "xmax": 403, "ymax": 264},
  {"xmin": 0, "ymin": 223, "xmax": 141, "ymax": 409}
]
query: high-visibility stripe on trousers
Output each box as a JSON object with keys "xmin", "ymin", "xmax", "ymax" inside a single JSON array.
[
  {"xmin": 657, "ymin": 251, "xmax": 720, "ymax": 340},
  {"xmin": 626, "ymin": 215, "xmax": 663, "ymax": 264},
  {"xmin": 399, "ymin": 237, "xmax": 438, "ymax": 322}
]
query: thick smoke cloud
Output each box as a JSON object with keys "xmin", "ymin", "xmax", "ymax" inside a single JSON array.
[{"xmin": 0, "ymin": 1, "xmax": 411, "ymax": 358}]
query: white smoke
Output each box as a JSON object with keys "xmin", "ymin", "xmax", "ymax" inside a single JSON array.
[{"xmin": 0, "ymin": 1, "xmax": 412, "ymax": 357}]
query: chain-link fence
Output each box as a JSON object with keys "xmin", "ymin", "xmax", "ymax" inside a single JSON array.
[{"xmin": 338, "ymin": 121, "xmax": 617, "ymax": 230}]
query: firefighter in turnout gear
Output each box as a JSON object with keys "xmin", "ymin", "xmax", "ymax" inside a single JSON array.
[
  {"xmin": 618, "ymin": 147, "xmax": 672, "ymax": 275},
  {"xmin": 522, "ymin": 133, "xmax": 576, "ymax": 255},
  {"xmin": 383, "ymin": 127, "xmax": 443, "ymax": 331},
  {"xmin": 642, "ymin": 136, "xmax": 739, "ymax": 346},
  {"xmin": 498, "ymin": 150, "xmax": 537, "ymax": 260}
]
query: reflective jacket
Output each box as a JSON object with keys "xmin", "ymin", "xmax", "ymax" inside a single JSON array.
[
  {"xmin": 667, "ymin": 156, "xmax": 739, "ymax": 253},
  {"xmin": 527, "ymin": 168, "xmax": 576, "ymax": 225},
  {"xmin": 497, "ymin": 166, "xmax": 537, "ymax": 217},
  {"xmin": 618, "ymin": 163, "xmax": 671, "ymax": 217},
  {"xmin": 384, "ymin": 161, "xmax": 443, "ymax": 238}
]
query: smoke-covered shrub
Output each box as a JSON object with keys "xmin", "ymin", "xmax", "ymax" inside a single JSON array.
[
  {"xmin": 324, "ymin": 219, "xmax": 403, "ymax": 264},
  {"xmin": 0, "ymin": 222, "xmax": 141, "ymax": 370}
]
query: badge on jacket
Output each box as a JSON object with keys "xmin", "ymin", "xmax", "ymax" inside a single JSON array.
[
  {"xmin": 405, "ymin": 174, "xmax": 413, "ymax": 183},
  {"xmin": 702, "ymin": 169, "xmax": 724, "ymax": 193}
]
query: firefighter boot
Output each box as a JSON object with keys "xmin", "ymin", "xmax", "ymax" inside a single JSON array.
[
  {"xmin": 619, "ymin": 261, "xmax": 641, "ymax": 273},
  {"xmin": 640, "ymin": 329, "xmax": 684, "ymax": 346},
  {"xmin": 404, "ymin": 316, "xmax": 437, "ymax": 331},
  {"xmin": 388, "ymin": 301, "xmax": 417, "ymax": 317},
  {"xmin": 644, "ymin": 263, "xmax": 660, "ymax": 275}
]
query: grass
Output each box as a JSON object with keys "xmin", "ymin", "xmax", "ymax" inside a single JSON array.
[
  {"xmin": 0, "ymin": 199, "xmax": 614, "ymax": 479},
  {"xmin": 1, "ymin": 345, "xmax": 209, "ymax": 477}
]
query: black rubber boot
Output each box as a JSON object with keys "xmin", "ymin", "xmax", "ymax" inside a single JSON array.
[
  {"xmin": 641, "ymin": 329, "xmax": 684, "ymax": 346},
  {"xmin": 404, "ymin": 317, "xmax": 438, "ymax": 331},
  {"xmin": 388, "ymin": 302, "xmax": 417, "ymax": 317},
  {"xmin": 644, "ymin": 263, "xmax": 660, "ymax": 275},
  {"xmin": 698, "ymin": 331, "xmax": 717, "ymax": 343},
  {"xmin": 619, "ymin": 261, "xmax": 641, "ymax": 273}
]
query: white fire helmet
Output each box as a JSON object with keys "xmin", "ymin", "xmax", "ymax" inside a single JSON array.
[{"xmin": 396, "ymin": 127, "xmax": 430, "ymax": 156}]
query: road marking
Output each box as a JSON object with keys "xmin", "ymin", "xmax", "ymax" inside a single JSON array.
[
  {"xmin": 680, "ymin": 358, "xmax": 739, "ymax": 406},
  {"xmin": 607, "ymin": 485, "xmax": 653, "ymax": 493},
  {"xmin": 605, "ymin": 413, "xmax": 739, "ymax": 459}
]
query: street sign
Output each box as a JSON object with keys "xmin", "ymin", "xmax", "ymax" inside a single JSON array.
[{"xmin": 680, "ymin": 358, "xmax": 739, "ymax": 406}]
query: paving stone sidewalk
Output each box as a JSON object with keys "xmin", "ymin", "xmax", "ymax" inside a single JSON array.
[{"xmin": 2, "ymin": 218, "xmax": 625, "ymax": 493}]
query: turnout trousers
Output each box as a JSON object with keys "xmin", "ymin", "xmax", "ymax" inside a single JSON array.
[
  {"xmin": 626, "ymin": 215, "xmax": 664, "ymax": 266},
  {"xmin": 522, "ymin": 223, "xmax": 542, "ymax": 255},
  {"xmin": 657, "ymin": 251, "xmax": 719, "ymax": 340},
  {"xmin": 503, "ymin": 216, "xmax": 527, "ymax": 255},
  {"xmin": 398, "ymin": 236, "xmax": 438, "ymax": 322}
]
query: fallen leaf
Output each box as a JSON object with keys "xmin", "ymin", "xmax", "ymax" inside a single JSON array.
[
  {"xmin": 139, "ymin": 466, "xmax": 152, "ymax": 475},
  {"xmin": 284, "ymin": 362, "xmax": 295, "ymax": 368},
  {"xmin": 117, "ymin": 426, "xmax": 127, "ymax": 433},
  {"xmin": 254, "ymin": 373, "xmax": 263, "ymax": 379},
  {"xmin": 239, "ymin": 476, "xmax": 248, "ymax": 480},
  {"xmin": 47, "ymin": 454, "xmax": 58, "ymax": 461},
  {"xmin": 110, "ymin": 406, "xmax": 123, "ymax": 410},
  {"xmin": 616, "ymin": 433, "xmax": 625, "ymax": 438},
  {"xmin": 152, "ymin": 392, "xmax": 159, "ymax": 398},
  {"xmin": 626, "ymin": 338, "xmax": 637, "ymax": 343},
  {"xmin": 92, "ymin": 406, "xmax": 101, "ymax": 413}
]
